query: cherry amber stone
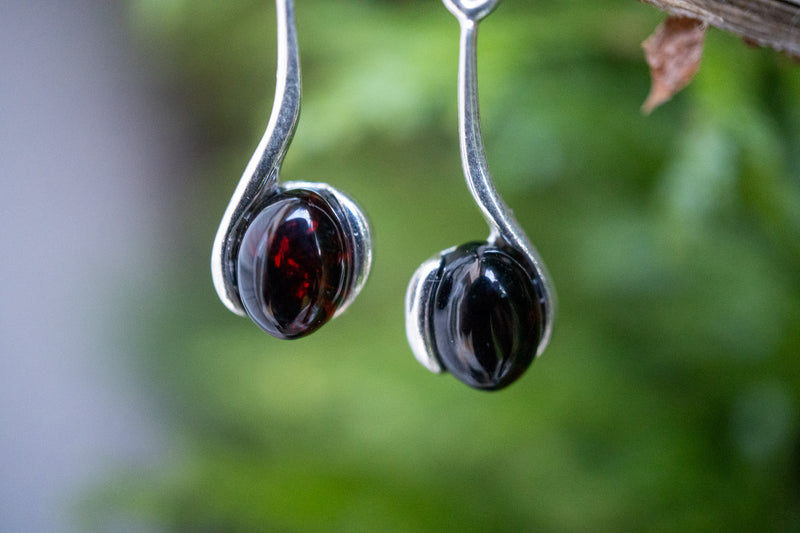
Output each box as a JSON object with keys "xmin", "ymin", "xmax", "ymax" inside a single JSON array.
[
  {"xmin": 237, "ymin": 189, "xmax": 351, "ymax": 339},
  {"xmin": 430, "ymin": 242, "xmax": 547, "ymax": 391}
]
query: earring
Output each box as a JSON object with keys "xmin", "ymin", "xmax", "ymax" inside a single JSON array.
[
  {"xmin": 211, "ymin": 0, "xmax": 371, "ymax": 339},
  {"xmin": 405, "ymin": 0, "xmax": 554, "ymax": 391}
]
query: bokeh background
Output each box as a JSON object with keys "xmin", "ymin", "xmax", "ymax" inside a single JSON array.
[{"xmin": 2, "ymin": 0, "xmax": 799, "ymax": 531}]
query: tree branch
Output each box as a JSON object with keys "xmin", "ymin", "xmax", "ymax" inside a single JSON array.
[{"xmin": 638, "ymin": 0, "xmax": 800, "ymax": 57}]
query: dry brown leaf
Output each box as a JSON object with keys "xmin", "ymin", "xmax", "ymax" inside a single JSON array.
[{"xmin": 642, "ymin": 16, "xmax": 707, "ymax": 114}]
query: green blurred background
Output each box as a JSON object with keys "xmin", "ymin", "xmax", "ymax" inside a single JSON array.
[{"xmin": 99, "ymin": 0, "xmax": 800, "ymax": 530}]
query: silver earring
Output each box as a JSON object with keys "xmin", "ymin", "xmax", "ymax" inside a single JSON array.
[
  {"xmin": 405, "ymin": 0, "xmax": 554, "ymax": 390},
  {"xmin": 211, "ymin": 0, "xmax": 371, "ymax": 339}
]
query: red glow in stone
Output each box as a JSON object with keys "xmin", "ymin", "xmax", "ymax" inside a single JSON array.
[
  {"xmin": 274, "ymin": 236, "xmax": 289, "ymax": 268},
  {"xmin": 237, "ymin": 189, "xmax": 351, "ymax": 339}
]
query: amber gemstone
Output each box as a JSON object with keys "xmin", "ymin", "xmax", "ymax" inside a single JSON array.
[
  {"xmin": 430, "ymin": 242, "xmax": 547, "ymax": 391},
  {"xmin": 237, "ymin": 189, "xmax": 351, "ymax": 339}
]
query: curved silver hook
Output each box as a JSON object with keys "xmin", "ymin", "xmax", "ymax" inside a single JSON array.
[
  {"xmin": 211, "ymin": 0, "xmax": 301, "ymax": 315},
  {"xmin": 447, "ymin": 0, "xmax": 555, "ymax": 353}
]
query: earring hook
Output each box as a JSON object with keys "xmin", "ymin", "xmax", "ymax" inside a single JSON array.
[
  {"xmin": 447, "ymin": 0, "xmax": 555, "ymax": 352},
  {"xmin": 405, "ymin": 0, "xmax": 555, "ymax": 388},
  {"xmin": 211, "ymin": 0, "xmax": 301, "ymax": 315}
]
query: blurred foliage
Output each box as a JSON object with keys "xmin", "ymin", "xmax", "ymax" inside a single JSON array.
[{"xmin": 89, "ymin": 0, "xmax": 800, "ymax": 530}]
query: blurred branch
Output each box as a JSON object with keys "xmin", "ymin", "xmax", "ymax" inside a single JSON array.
[{"xmin": 639, "ymin": 0, "xmax": 800, "ymax": 57}]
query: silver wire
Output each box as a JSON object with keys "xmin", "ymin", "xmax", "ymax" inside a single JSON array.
[
  {"xmin": 211, "ymin": 0, "xmax": 301, "ymax": 315},
  {"xmin": 446, "ymin": 0, "xmax": 555, "ymax": 354}
]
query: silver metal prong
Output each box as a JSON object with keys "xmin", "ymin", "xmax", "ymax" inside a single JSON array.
[
  {"xmin": 445, "ymin": 0, "xmax": 555, "ymax": 354},
  {"xmin": 405, "ymin": 256, "xmax": 445, "ymax": 374},
  {"xmin": 211, "ymin": 0, "xmax": 301, "ymax": 315}
]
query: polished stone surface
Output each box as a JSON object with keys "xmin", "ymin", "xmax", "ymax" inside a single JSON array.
[
  {"xmin": 430, "ymin": 242, "xmax": 547, "ymax": 390},
  {"xmin": 237, "ymin": 189, "xmax": 350, "ymax": 339}
]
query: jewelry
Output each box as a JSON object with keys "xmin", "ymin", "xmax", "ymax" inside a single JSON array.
[
  {"xmin": 405, "ymin": 0, "xmax": 554, "ymax": 390},
  {"xmin": 211, "ymin": 0, "xmax": 371, "ymax": 339}
]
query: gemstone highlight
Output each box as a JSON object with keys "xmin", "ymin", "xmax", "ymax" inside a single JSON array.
[
  {"xmin": 429, "ymin": 242, "xmax": 547, "ymax": 390},
  {"xmin": 237, "ymin": 189, "xmax": 351, "ymax": 339}
]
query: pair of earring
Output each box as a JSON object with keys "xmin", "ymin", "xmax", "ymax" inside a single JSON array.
[{"xmin": 211, "ymin": 0, "xmax": 554, "ymax": 391}]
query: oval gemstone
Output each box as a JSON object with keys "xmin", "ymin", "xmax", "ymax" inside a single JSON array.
[
  {"xmin": 430, "ymin": 242, "xmax": 547, "ymax": 390},
  {"xmin": 237, "ymin": 189, "xmax": 350, "ymax": 339}
]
